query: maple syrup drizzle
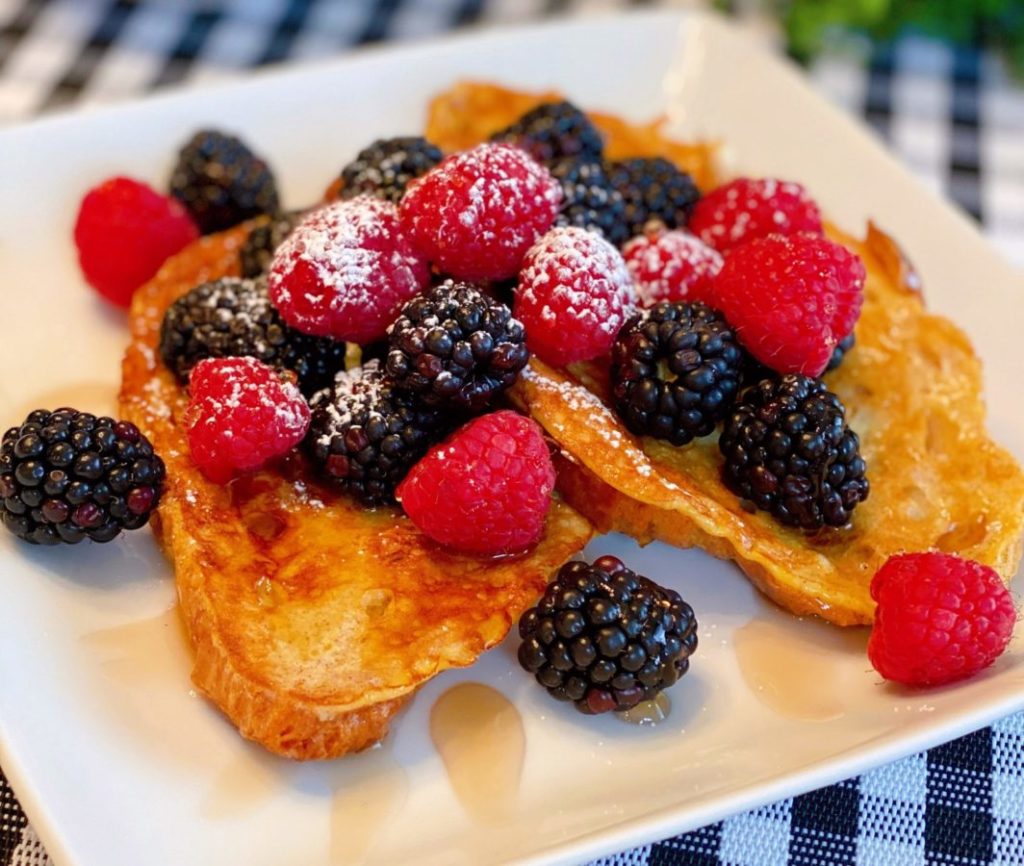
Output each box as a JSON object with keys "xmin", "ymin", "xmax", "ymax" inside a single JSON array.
[
  {"xmin": 203, "ymin": 750, "xmax": 282, "ymax": 819},
  {"xmin": 81, "ymin": 606, "xmax": 190, "ymax": 685},
  {"xmin": 618, "ymin": 691, "xmax": 671, "ymax": 726},
  {"xmin": 429, "ymin": 683, "xmax": 525, "ymax": 825},
  {"xmin": 330, "ymin": 743, "xmax": 409, "ymax": 864},
  {"xmin": 734, "ymin": 616, "xmax": 867, "ymax": 722}
]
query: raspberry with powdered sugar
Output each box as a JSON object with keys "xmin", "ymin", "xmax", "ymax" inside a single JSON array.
[
  {"xmin": 399, "ymin": 142, "xmax": 562, "ymax": 281},
  {"xmin": 688, "ymin": 177, "xmax": 824, "ymax": 253},
  {"xmin": 622, "ymin": 228, "xmax": 723, "ymax": 307},
  {"xmin": 514, "ymin": 226, "xmax": 635, "ymax": 367},
  {"xmin": 267, "ymin": 196, "xmax": 430, "ymax": 344}
]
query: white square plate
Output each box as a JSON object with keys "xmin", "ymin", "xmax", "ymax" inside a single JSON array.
[{"xmin": 1, "ymin": 10, "xmax": 1022, "ymax": 866}]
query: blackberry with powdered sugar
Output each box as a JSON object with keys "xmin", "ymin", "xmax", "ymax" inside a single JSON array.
[{"xmin": 305, "ymin": 362, "xmax": 453, "ymax": 506}]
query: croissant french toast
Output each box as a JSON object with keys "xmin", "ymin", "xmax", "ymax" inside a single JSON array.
[
  {"xmin": 427, "ymin": 82, "xmax": 1024, "ymax": 627},
  {"xmin": 118, "ymin": 227, "xmax": 592, "ymax": 759}
]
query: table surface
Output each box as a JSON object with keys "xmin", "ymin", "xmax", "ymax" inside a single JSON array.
[{"xmin": 0, "ymin": 1, "xmax": 1022, "ymax": 865}]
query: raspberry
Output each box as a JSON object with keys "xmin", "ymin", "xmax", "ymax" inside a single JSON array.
[
  {"xmin": 868, "ymin": 552, "xmax": 1017, "ymax": 687},
  {"xmin": 184, "ymin": 357, "xmax": 310, "ymax": 484},
  {"xmin": 73, "ymin": 177, "xmax": 199, "ymax": 308},
  {"xmin": 399, "ymin": 143, "xmax": 561, "ymax": 281},
  {"xmin": 267, "ymin": 197, "xmax": 430, "ymax": 345},
  {"xmin": 396, "ymin": 410, "xmax": 555, "ymax": 555},
  {"xmin": 622, "ymin": 229, "xmax": 723, "ymax": 307},
  {"xmin": 515, "ymin": 227, "xmax": 635, "ymax": 367},
  {"xmin": 713, "ymin": 233, "xmax": 866, "ymax": 377},
  {"xmin": 688, "ymin": 177, "xmax": 823, "ymax": 254}
]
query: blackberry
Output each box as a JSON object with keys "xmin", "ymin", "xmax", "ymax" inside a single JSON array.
[
  {"xmin": 610, "ymin": 302, "xmax": 745, "ymax": 446},
  {"xmin": 549, "ymin": 158, "xmax": 628, "ymax": 246},
  {"xmin": 0, "ymin": 409, "xmax": 165, "ymax": 545},
  {"xmin": 518, "ymin": 555, "xmax": 698, "ymax": 715},
  {"xmin": 305, "ymin": 362, "xmax": 450, "ymax": 506},
  {"xmin": 159, "ymin": 277, "xmax": 346, "ymax": 397},
  {"xmin": 339, "ymin": 136, "xmax": 443, "ymax": 204},
  {"xmin": 490, "ymin": 101, "xmax": 604, "ymax": 165},
  {"xmin": 608, "ymin": 157, "xmax": 700, "ymax": 238},
  {"xmin": 719, "ymin": 375, "xmax": 870, "ymax": 530},
  {"xmin": 169, "ymin": 129, "xmax": 279, "ymax": 234},
  {"xmin": 826, "ymin": 333, "xmax": 856, "ymax": 373},
  {"xmin": 386, "ymin": 281, "xmax": 530, "ymax": 412},
  {"xmin": 239, "ymin": 210, "xmax": 305, "ymax": 278}
]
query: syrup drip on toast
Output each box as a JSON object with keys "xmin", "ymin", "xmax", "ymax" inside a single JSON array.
[{"xmin": 430, "ymin": 683, "xmax": 525, "ymax": 824}]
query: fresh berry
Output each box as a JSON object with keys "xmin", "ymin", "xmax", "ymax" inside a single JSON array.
[
  {"xmin": 240, "ymin": 210, "xmax": 306, "ymax": 278},
  {"xmin": 169, "ymin": 129, "xmax": 279, "ymax": 234},
  {"xmin": 515, "ymin": 227, "xmax": 635, "ymax": 367},
  {"xmin": 399, "ymin": 143, "xmax": 561, "ymax": 281},
  {"xmin": 868, "ymin": 552, "xmax": 1016, "ymax": 687},
  {"xmin": 73, "ymin": 177, "xmax": 199, "ymax": 308},
  {"xmin": 386, "ymin": 281, "xmax": 529, "ymax": 411},
  {"xmin": 622, "ymin": 228, "xmax": 723, "ymax": 307},
  {"xmin": 305, "ymin": 361, "xmax": 451, "ymax": 506},
  {"xmin": 184, "ymin": 357, "xmax": 310, "ymax": 484},
  {"xmin": 339, "ymin": 136, "xmax": 443, "ymax": 204},
  {"xmin": 396, "ymin": 410, "xmax": 554, "ymax": 555},
  {"xmin": 490, "ymin": 101, "xmax": 604, "ymax": 164},
  {"xmin": 608, "ymin": 157, "xmax": 700, "ymax": 238},
  {"xmin": 688, "ymin": 177, "xmax": 823, "ymax": 253},
  {"xmin": 0, "ymin": 408, "xmax": 165, "ymax": 545},
  {"xmin": 549, "ymin": 158, "xmax": 628, "ymax": 245},
  {"xmin": 719, "ymin": 375, "xmax": 869, "ymax": 530},
  {"xmin": 268, "ymin": 196, "xmax": 430, "ymax": 344},
  {"xmin": 741, "ymin": 332, "xmax": 858, "ymax": 389},
  {"xmin": 159, "ymin": 277, "xmax": 347, "ymax": 396},
  {"xmin": 611, "ymin": 302, "xmax": 744, "ymax": 445},
  {"xmin": 517, "ymin": 555, "xmax": 698, "ymax": 714},
  {"xmin": 713, "ymin": 233, "xmax": 866, "ymax": 377}
]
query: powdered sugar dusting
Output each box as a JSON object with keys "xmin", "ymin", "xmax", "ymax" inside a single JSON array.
[
  {"xmin": 267, "ymin": 197, "xmax": 429, "ymax": 344},
  {"xmin": 516, "ymin": 226, "xmax": 635, "ymax": 366},
  {"xmin": 623, "ymin": 229, "xmax": 723, "ymax": 306},
  {"xmin": 399, "ymin": 142, "xmax": 561, "ymax": 281}
]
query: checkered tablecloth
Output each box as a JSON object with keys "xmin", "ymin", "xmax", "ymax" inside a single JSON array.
[{"xmin": 1, "ymin": 2, "xmax": 1022, "ymax": 865}]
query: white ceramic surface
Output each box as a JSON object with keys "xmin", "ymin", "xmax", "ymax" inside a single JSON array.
[{"xmin": 0, "ymin": 10, "xmax": 1022, "ymax": 866}]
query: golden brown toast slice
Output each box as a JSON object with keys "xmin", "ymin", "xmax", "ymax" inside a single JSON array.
[
  {"xmin": 119, "ymin": 227, "xmax": 592, "ymax": 759},
  {"xmin": 428, "ymin": 82, "xmax": 1024, "ymax": 627}
]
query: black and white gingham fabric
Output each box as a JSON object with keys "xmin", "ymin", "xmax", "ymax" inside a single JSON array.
[{"xmin": 1, "ymin": 2, "xmax": 1023, "ymax": 865}]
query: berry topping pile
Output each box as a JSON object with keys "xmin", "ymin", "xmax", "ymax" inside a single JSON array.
[
  {"xmin": 159, "ymin": 277, "xmax": 347, "ymax": 397},
  {"xmin": 0, "ymin": 409, "xmax": 164, "ymax": 544},
  {"xmin": 611, "ymin": 302, "xmax": 745, "ymax": 446},
  {"xmin": 518, "ymin": 555, "xmax": 698, "ymax": 714},
  {"xmin": 305, "ymin": 361, "xmax": 451, "ymax": 506},
  {"xmin": 169, "ymin": 129, "xmax": 279, "ymax": 234},
  {"xmin": 869, "ymin": 552, "xmax": 1016, "ymax": 686},
  {"xmin": 399, "ymin": 143, "xmax": 562, "ymax": 280},
  {"xmin": 240, "ymin": 210, "xmax": 306, "ymax": 278},
  {"xmin": 515, "ymin": 226, "xmax": 635, "ymax": 367},
  {"xmin": 74, "ymin": 177, "xmax": 199, "ymax": 308},
  {"xmin": 688, "ymin": 177, "xmax": 823, "ymax": 253},
  {"xmin": 608, "ymin": 157, "xmax": 701, "ymax": 238},
  {"xmin": 489, "ymin": 100, "xmax": 604, "ymax": 165},
  {"xmin": 184, "ymin": 357, "xmax": 311, "ymax": 484},
  {"xmin": 386, "ymin": 281, "xmax": 529, "ymax": 411},
  {"xmin": 622, "ymin": 228, "xmax": 723, "ymax": 307},
  {"xmin": 339, "ymin": 136, "xmax": 443, "ymax": 204},
  {"xmin": 713, "ymin": 233, "xmax": 866, "ymax": 377},
  {"xmin": 719, "ymin": 375, "xmax": 869, "ymax": 530},
  {"xmin": 268, "ymin": 197, "xmax": 430, "ymax": 344},
  {"xmin": 396, "ymin": 410, "xmax": 555, "ymax": 555}
]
